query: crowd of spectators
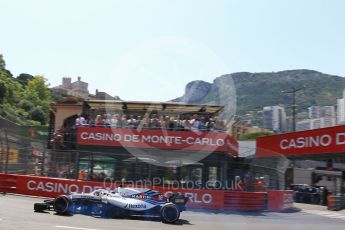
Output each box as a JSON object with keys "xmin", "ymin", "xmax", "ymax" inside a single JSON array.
[
  {"xmin": 51, "ymin": 113, "xmax": 226, "ymax": 149},
  {"xmin": 75, "ymin": 113, "xmax": 225, "ymax": 132}
]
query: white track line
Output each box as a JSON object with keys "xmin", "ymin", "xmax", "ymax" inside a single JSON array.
[{"xmin": 55, "ymin": 226, "xmax": 102, "ymax": 230}]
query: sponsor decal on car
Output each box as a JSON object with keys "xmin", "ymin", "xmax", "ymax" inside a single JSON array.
[
  {"xmin": 124, "ymin": 203, "xmax": 147, "ymax": 209},
  {"xmin": 130, "ymin": 194, "xmax": 151, "ymax": 199}
]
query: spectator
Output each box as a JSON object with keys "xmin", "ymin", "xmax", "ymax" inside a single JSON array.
[
  {"xmin": 110, "ymin": 114, "xmax": 119, "ymax": 128},
  {"xmin": 75, "ymin": 113, "xmax": 86, "ymax": 127},
  {"xmin": 168, "ymin": 116, "xmax": 176, "ymax": 130},
  {"xmin": 199, "ymin": 116, "xmax": 206, "ymax": 131},
  {"xmin": 149, "ymin": 117, "xmax": 160, "ymax": 129},
  {"xmin": 183, "ymin": 118, "xmax": 192, "ymax": 131},
  {"xmin": 52, "ymin": 128, "xmax": 64, "ymax": 149},
  {"xmin": 190, "ymin": 114, "xmax": 201, "ymax": 132},
  {"xmin": 120, "ymin": 115, "xmax": 128, "ymax": 128},
  {"xmin": 71, "ymin": 112, "xmax": 225, "ymax": 132},
  {"xmin": 127, "ymin": 115, "xmax": 137, "ymax": 129},
  {"xmin": 205, "ymin": 118, "xmax": 216, "ymax": 132},
  {"xmin": 159, "ymin": 115, "xmax": 166, "ymax": 129},
  {"xmin": 95, "ymin": 115, "xmax": 103, "ymax": 127},
  {"xmin": 136, "ymin": 116, "xmax": 142, "ymax": 128},
  {"xmin": 103, "ymin": 114, "xmax": 111, "ymax": 127}
]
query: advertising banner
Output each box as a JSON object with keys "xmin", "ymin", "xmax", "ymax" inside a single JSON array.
[
  {"xmin": 154, "ymin": 187, "xmax": 225, "ymax": 209},
  {"xmin": 77, "ymin": 127, "xmax": 238, "ymax": 156},
  {"xmin": 1, "ymin": 174, "xmax": 294, "ymax": 211},
  {"xmin": 15, "ymin": 175, "xmax": 225, "ymax": 210},
  {"xmin": 20, "ymin": 126, "xmax": 49, "ymax": 141},
  {"xmin": 256, "ymin": 125, "xmax": 345, "ymax": 157},
  {"xmin": 0, "ymin": 148, "xmax": 18, "ymax": 163},
  {"xmin": 267, "ymin": 190, "xmax": 294, "ymax": 211}
]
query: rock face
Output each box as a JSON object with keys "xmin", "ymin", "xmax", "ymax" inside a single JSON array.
[
  {"xmin": 180, "ymin": 80, "xmax": 212, "ymax": 104},
  {"xmin": 172, "ymin": 69, "xmax": 345, "ymax": 118}
]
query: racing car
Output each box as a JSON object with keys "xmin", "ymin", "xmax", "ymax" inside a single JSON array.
[{"xmin": 34, "ymin": 187, "xmax": 188, "ymax": 223}]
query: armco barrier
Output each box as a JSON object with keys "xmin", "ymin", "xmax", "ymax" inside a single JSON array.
[
  {"xmin": 223, "ymin": 191, "xmax": 265, "ymax": 211},
  {"xmin": 267, "ymin": 190, "xmax": 294, "ymax": 211},
  {"xmin": 0, "ymin": 173, "xmax": 294, "ymax": 212},
  {"xmin": 0, "ymin": 173, "xmax": 18, "ymax": 193}
]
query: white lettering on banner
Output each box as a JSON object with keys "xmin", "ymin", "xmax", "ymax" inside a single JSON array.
[
  {"xmin": 26, "ymin": 180, "xmax": 216, "ymax": 206},
  {"xmin": 80, "ymin": 132, "xmax": 121, "ymax": 141},
  {"xmin": 336, "ymin": 133, "xmax": 345, "ymax": 145},
  {"xmin": 26, "ymin": 180, "xmax": 103, "ymax": 194},
  {"xmin": 185, "ymin": 137, "xmax": 193, "ymax": 145},
  {"xmin": 280, "ymin": 140, "xmax": 288, "ymax": 150},
  {"xmin": 164, "ymin": 191, "xmax": 213, "ymax": 204},
  {"xmin": 280, "ymin": 134, "xmax": 334, "ymax": 150},
  {"xmin": 203, "ymin": 194, "xmax": 212, "ymax": 204},
  {"xmin": 216, "ymin": 139, "xmax": 225, "ymax": 146},
  {"xmin": 80, "ymin": 132, "xmax": 226, "ymax": 147},
  {"xmin": 320, "ymin": 135, "xmax": 332, "ymax": 146},
  {"xmin": 27, "ymin": 180, "xmax": 36, "ymax": 190}
]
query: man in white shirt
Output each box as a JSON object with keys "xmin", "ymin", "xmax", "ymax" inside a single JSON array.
[{"xmin": 75, "ymin": 113, "xmax": 86, "ymax": 126}]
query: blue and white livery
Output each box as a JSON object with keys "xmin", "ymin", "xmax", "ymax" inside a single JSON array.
[{"xmin": 34, "ymin": 187, "xmax": 188, "ymax": 223}]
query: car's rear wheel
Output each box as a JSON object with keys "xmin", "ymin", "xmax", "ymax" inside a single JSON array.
[
  {"xmin": 160, "ymin": 203, "xmax": 180, "ymax": 223},
  {"xmin": 54, "ymin": 195, "xmax": 72, "ymax": 215}
]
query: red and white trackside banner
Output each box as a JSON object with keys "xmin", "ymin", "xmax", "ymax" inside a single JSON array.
[
  {"xmin": 256, "ymin": 125, "xmax": 345, "ymax": 157},
  {"xmin": 77, "ymin": 127, "xmax": 238, "ymax": 156},
  {"xmin": 267, "ymin": 190, "xmax": 294, "ymax": 211},
  {"xmin": 1, "ymin": 174, "xmax": 293, "ymax": 211},
  {"xmin": 14, "ymin": 174, "xmax": 224, "ymax": 209}
]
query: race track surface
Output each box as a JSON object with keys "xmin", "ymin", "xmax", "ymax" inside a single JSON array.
[{"xmin": 1, "ymin": 194, "xmax": 344, "ymax": 230}]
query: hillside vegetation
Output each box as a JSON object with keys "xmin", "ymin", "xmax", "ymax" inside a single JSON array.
[
  {"xmin": 0, "ymin": 54, "xmax": 51, "ymax": 125},
  {"xmin": 173, "ymin": 70, "xmax": 345, "ymax": 117}
]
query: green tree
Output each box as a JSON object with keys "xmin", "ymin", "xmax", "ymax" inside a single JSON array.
[
  {"xmin": 0, "ymin": 55, "xmax": 53, "ymax": 125},
  {"xmin": 0, "ymin": 80, "xmax": 6, "ymax": 103},
  {"xmin": 30, "ymin": 106, "xmax": 46, "ymax": 125},
  {"xmin": 0, "ymin": 66, "xmax": 22, "ymax": 105},
  {"xmin": 23, "ymin": 76, "xmax": 51, "ymax": 123},
  {"xmin": 16, "ymin": 73, "xmax": 34, "ymax": 86},
  {"xmin": 19, "ymin": 99, "xmax": 34, "ymax": 112},
  {"xmin": 239, "ymin": 132, "xmax": 273, "ymax": 140}
]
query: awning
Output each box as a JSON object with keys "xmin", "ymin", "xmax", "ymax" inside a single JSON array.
[{"xmin": 84, "ymin": 99, "xmax": 223, "ymax": 114}]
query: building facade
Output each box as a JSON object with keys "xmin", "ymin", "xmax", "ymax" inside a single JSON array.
[
  {"xmin": 296, "ymin": 105, "xmax": 336, "ymax": 131},
  {"xmin": 52, "ymin": 76, "xmax": 89, "ymax": 98},
  {"xmin": 337, "ymin": 88, "xmax": 345, "ymax": 124},
  {"xmin": 296, "ymin": 117, "xmax": 336, "ymax": 131},
  {"xmin": 308, "ymin": 106, "xmax": 335, "ymax": 119},
  {"xmin": 263, "ymin": 106, "xmax": 286, "ymax": 133}
]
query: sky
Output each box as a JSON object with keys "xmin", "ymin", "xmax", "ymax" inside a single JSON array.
[{"xmin": 1, "ymin": 0, "xmax": 345, "ymax": 101}]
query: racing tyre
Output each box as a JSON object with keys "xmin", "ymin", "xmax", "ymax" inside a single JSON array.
[
  {"xmin": 54, "ymin": 195, "xmax": 72, "ymax": 215},
  {"xmin": 160, "ymin": 203, "xmax": 180, "ymax": 223}
]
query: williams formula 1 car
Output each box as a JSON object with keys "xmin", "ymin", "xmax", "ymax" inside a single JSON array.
[{"xmin": 34, "ymin": 187, "xmax": 188, "ymax": 223}]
